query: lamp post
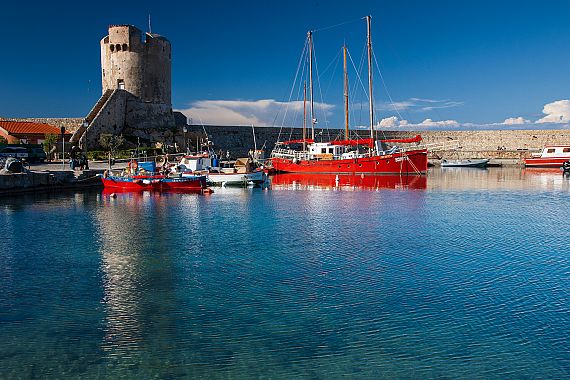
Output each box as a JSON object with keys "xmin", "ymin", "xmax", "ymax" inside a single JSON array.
[
  {"xmin": 183, "ymin": 126, "xmax": 188, "ymax": 154},
  {"xmin": 60, "ymin": 126, "xmax": 65, "ymax": 170}
]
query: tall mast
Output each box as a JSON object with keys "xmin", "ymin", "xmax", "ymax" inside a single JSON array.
[
  {"xmin": 343, "ymin": 45, "xmax": 349, "ymax": 140},
  {"xmin": 366, "ymin": 15, "xmax": 374, "ymax": 142},
  {"xmin": 303, "ymin": 81, "xmax": 307, "ymax": 150},
  {"xmin": 308, "ymin": 31, "xmax": 315, "ymax": 141}
]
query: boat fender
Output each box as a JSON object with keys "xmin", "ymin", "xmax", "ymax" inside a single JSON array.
[{"xmin": 128, "ymin": 159, "xmax": 138, "ymax": 171}]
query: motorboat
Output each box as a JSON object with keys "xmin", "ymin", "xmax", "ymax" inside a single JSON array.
[
  {"xmin": 176, "ymin": 154, "xmax": 266, "ymax": 187},
  {"xmin": 524, "ymin": 146, "xmax": 570, "ymax": 167},
  {"xmin": 441, "ymin": 159, "xmax": 489, "ymax": 168}
]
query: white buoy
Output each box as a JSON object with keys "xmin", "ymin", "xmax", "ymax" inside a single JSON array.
[{"xmin": 110, "ymin": 193, "xmax": 117, "ymax": 198}]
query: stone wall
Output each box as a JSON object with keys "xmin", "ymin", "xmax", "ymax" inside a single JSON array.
[
  {"xmin": 185, "ymin": 125, "xmax": 570, "ymax": 159},
  {"xmin": 101, "ymin": 25, "xmax": 171, "ymax": 104}
]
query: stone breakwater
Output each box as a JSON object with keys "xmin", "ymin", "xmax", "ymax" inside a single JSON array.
[
  {"xmin": 3, "ymin": 118, "xmax": 569, "ymax": 161},
  {"xmin": 186, "ymin": 125, "xmax": 570, "ymax": 161}
]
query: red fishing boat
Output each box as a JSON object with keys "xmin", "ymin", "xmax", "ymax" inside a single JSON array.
[
  {"xmin": 269, "ymin": 16, "xmax": 428, "ymax": 175},
  {"xmin": 524, "ymin": 146, "xmax": 570, "ymax": 167},
  {"xmin": 100, "ymin": 160, "xmax": 208, "ymax": 192}
]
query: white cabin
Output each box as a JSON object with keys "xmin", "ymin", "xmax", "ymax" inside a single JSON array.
[{"xmin": 533, "ymin": 146, "xmax": 570, "ymax": 158}]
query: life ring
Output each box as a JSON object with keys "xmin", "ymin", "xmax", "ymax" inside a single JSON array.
[{"xmin": 128, "ymin": 160, "xmax": 138, "ymax": 171}]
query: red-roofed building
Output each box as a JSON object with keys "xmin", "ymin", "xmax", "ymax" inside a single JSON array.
[{"xmin": 0, "ymin": 121, "xmax": 72, "ymax": 144}]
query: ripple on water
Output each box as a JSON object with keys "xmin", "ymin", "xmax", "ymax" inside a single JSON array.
[{"xmin": 0, "ymin": 177, "xmax": 568, "ymax": 378}]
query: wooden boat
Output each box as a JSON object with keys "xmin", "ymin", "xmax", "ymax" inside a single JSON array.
[
  {"xmin": 100, "ymin": 160, "xmax": 207, "ymax": 191},
  {"xmin": 269, "ymin": 16, "xmax": 428, "ymax": 175},
  {"xmin": 177, "ymin": 154, "xmax": 267, "ymax": 186},
  {"xmin": 524, "ymin": 146, "xmax": 570, "ymax": 167},
  {"xmin": 441, "ymin": 159, "xmax": 489, "ymax": 168}
]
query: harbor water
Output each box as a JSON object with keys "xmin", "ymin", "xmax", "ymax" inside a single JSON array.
[{"xmin": 0, "ymin": 167, "xmax": 568, "ymax": 378}]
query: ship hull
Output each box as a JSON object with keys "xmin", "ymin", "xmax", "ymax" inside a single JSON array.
[
  {"xmin": 101, "ymin": 175, "xmax": 207, "ymax": 191},
  {"xmin": 524, "ymin": 157, "xmax": 570, "ymax": 167},
  {"xmin": 271, "ymin": 149, "xmax": 428, "ymax": 174}
]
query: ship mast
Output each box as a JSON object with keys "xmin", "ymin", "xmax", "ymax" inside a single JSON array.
[
  {"xmin": 308, "ymin": 31, "xmax": 315, "ymax": 141},
  {"xmin": 303, "ymin": 81, "xmax": 307, "ymax": 150},
  {"xmin": 343, "ymin": 45, "xmax": 349, "ymax": 140},
  {"xmin": 366, "ymin": 15, "xmax": 374, "ymax": 143}
]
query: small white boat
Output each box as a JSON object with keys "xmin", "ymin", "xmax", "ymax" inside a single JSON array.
[
  {"xmin": 207, "ymin": 169, "xmax": 266, "ymax": 186},
  {"xmin": 441, "ymin": 159, "xmax": 489, "ymax": 168},
  {"xmin": 175, "ymin": 155, "xmax": 266, "ymax": 186}
]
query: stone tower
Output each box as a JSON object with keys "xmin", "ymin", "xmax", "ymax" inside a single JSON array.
[
  {"xmin": 71, "ymin": 24, "xmax": 176, "ymax": 149},
  {"xmin": 101, "ymin": 25, "xmax": 171, "ymax": 104}
]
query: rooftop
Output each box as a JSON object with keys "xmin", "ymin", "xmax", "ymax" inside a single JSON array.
[{"xmin": 0, "ymin": 121, "xmax": 68, "ymax": 135}]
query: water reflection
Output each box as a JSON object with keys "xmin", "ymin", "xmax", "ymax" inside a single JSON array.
[
  {"xmin": 94, "ymin": 191, "xmax": 200, "ymax": 372},
  {"xmin": 270, "ymin": 173, "xmax": 427, "ymax": 191},
  {"xmin": 429, "ymin": 167, "xmax": 570, "ymax": 191}
]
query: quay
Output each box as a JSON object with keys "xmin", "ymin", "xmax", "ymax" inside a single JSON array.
[{"xmin": 0, "ymin": 161, "xmax": 108, "ymax": 196}]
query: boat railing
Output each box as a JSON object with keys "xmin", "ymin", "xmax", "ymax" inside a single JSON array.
[{"xmin": 270, "ymin": 148, "xmax": 313, "ymax": 160}]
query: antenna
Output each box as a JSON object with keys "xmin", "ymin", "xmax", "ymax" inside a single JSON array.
[{"xmin": 148, "ymin": 14, "xmax": 152, "ymax": 34}]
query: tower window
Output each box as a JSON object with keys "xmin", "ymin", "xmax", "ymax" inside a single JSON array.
[
  {"xmin": 122, "ymin": 43, "xmax": 128, "ymax": 51},
  {"xmin": 117, "ymin": 79, "xmax": 125, "ymax": 90},
  {"xmin": 110, "ymin": 45, "xmax": 115, "ymax": 52},
  {"xmin": 116, "ymin": 44, "xmax": 121, "ymax": 51}
]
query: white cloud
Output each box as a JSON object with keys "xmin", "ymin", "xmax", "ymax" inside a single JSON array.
[
  {"xmin": 377, "ymin": 116, "xmax": 459, "ymax": 130},
  {"xmin": 378, "ymin": 116, "xmax": 404, "ymax": 128},
  {"xmin": 376, "ymin": 98, "xmax": 463, "ymax": 112},
  {"xmin": 503, "ymin": 117, "xmax": 530, "ymax": 125},
  {"xmin": 417, "ymin": 118, "xmax": 460, "ymax": 128},
  {"xmin": 177, "ymin": 99, "xmax": 334, "ymax": 127},
  {"xmin": 536, "ymin": 100, "xmax": 570, "ymax": 124}
]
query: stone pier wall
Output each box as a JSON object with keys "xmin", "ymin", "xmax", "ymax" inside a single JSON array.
[{"xmin": 186, "ymin": 125, "xmax": 570, "ymax": 159}]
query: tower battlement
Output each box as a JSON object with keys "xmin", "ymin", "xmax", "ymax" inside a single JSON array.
[{"xmin": 100, "ymin": 25, "xmax": 171, "ymax": 104}]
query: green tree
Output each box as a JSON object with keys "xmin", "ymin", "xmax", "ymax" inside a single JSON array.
[
  {"xmin": 0, "ymin": 136, "xmax": 7, "ymax": 145},
  {"xmin": 99, "ymin": 134, "xmax": 125, "ymax": 169},
  {"xmin": 43, "ymin": 134, "xmax": 58, "ymax": 161}
]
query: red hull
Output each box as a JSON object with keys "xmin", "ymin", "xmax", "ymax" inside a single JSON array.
[
  {"xmin": 524, "ymin": 157, "xmax": 570, "ymax": 167},
  {"xmin": 271, "ymin": 149, "xmax": 428, "ymax": 174},
  {"xmin": 101, "ymin": 176, "xmax": 206, "ymax": 191},
  {"xmin": 271, "ymin": 173, "xmax": 427, "ymax": 190}
]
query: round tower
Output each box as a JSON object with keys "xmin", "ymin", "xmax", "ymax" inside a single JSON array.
[{"xmin": 100, "ymin": 25, "xmax": 171, "ymax": 105}]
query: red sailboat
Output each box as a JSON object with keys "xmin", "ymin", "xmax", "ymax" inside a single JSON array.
[{"xmin": 270, "ymin": 16, "xmax": 428, "ymax": 175}]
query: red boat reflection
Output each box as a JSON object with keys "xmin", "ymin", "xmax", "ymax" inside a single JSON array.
[{"xmin": 270, "ymin": 173, "xmax": 427, "ymax": 190}]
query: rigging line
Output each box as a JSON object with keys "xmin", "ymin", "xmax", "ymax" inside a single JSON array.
[
  {"xmin": 322, "ymin": 47, "xmax": 342, "ymax": 106},
  {"xmin": 319, "ymin": 47, "xmax": 342, "ymax": 79},
  {"xmin": 348, "ymin": 45, "xmax": 367, "ymax": 134},
  {"xmin": 277, "ymin": 37, "xmax": 309, "ymax": 142},
  {"xmin": 287, "ymin": 50, "xmax": 310, "ymax": 143},
  {"xmin": 311, "ymin": 37, "xmax": 330, "ymax": 141},
  {"xmin": 311, "ymin": 17, "xmax": 363, "ymax": 33},
  {"xmin": 372, "ymin": 49, "xmax": 404, "ymax": 122},
  {"xmin": 347, "ymin": 48, "xmax": 370, "ymax": 119}
]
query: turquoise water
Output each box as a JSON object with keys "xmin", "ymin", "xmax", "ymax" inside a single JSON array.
[{"xmin": 0, "ymin": 168, "xmax": 568, "ymax": 378}]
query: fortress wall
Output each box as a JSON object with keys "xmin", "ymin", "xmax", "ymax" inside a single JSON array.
[{"xmin": 185, "ymin": 125, "xmax": 570, "ymax": 159}]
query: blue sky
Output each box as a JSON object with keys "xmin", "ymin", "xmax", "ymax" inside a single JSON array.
[{"xmin": 2, "ymin": 0, "xmax": 570, "ymax": 130}]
